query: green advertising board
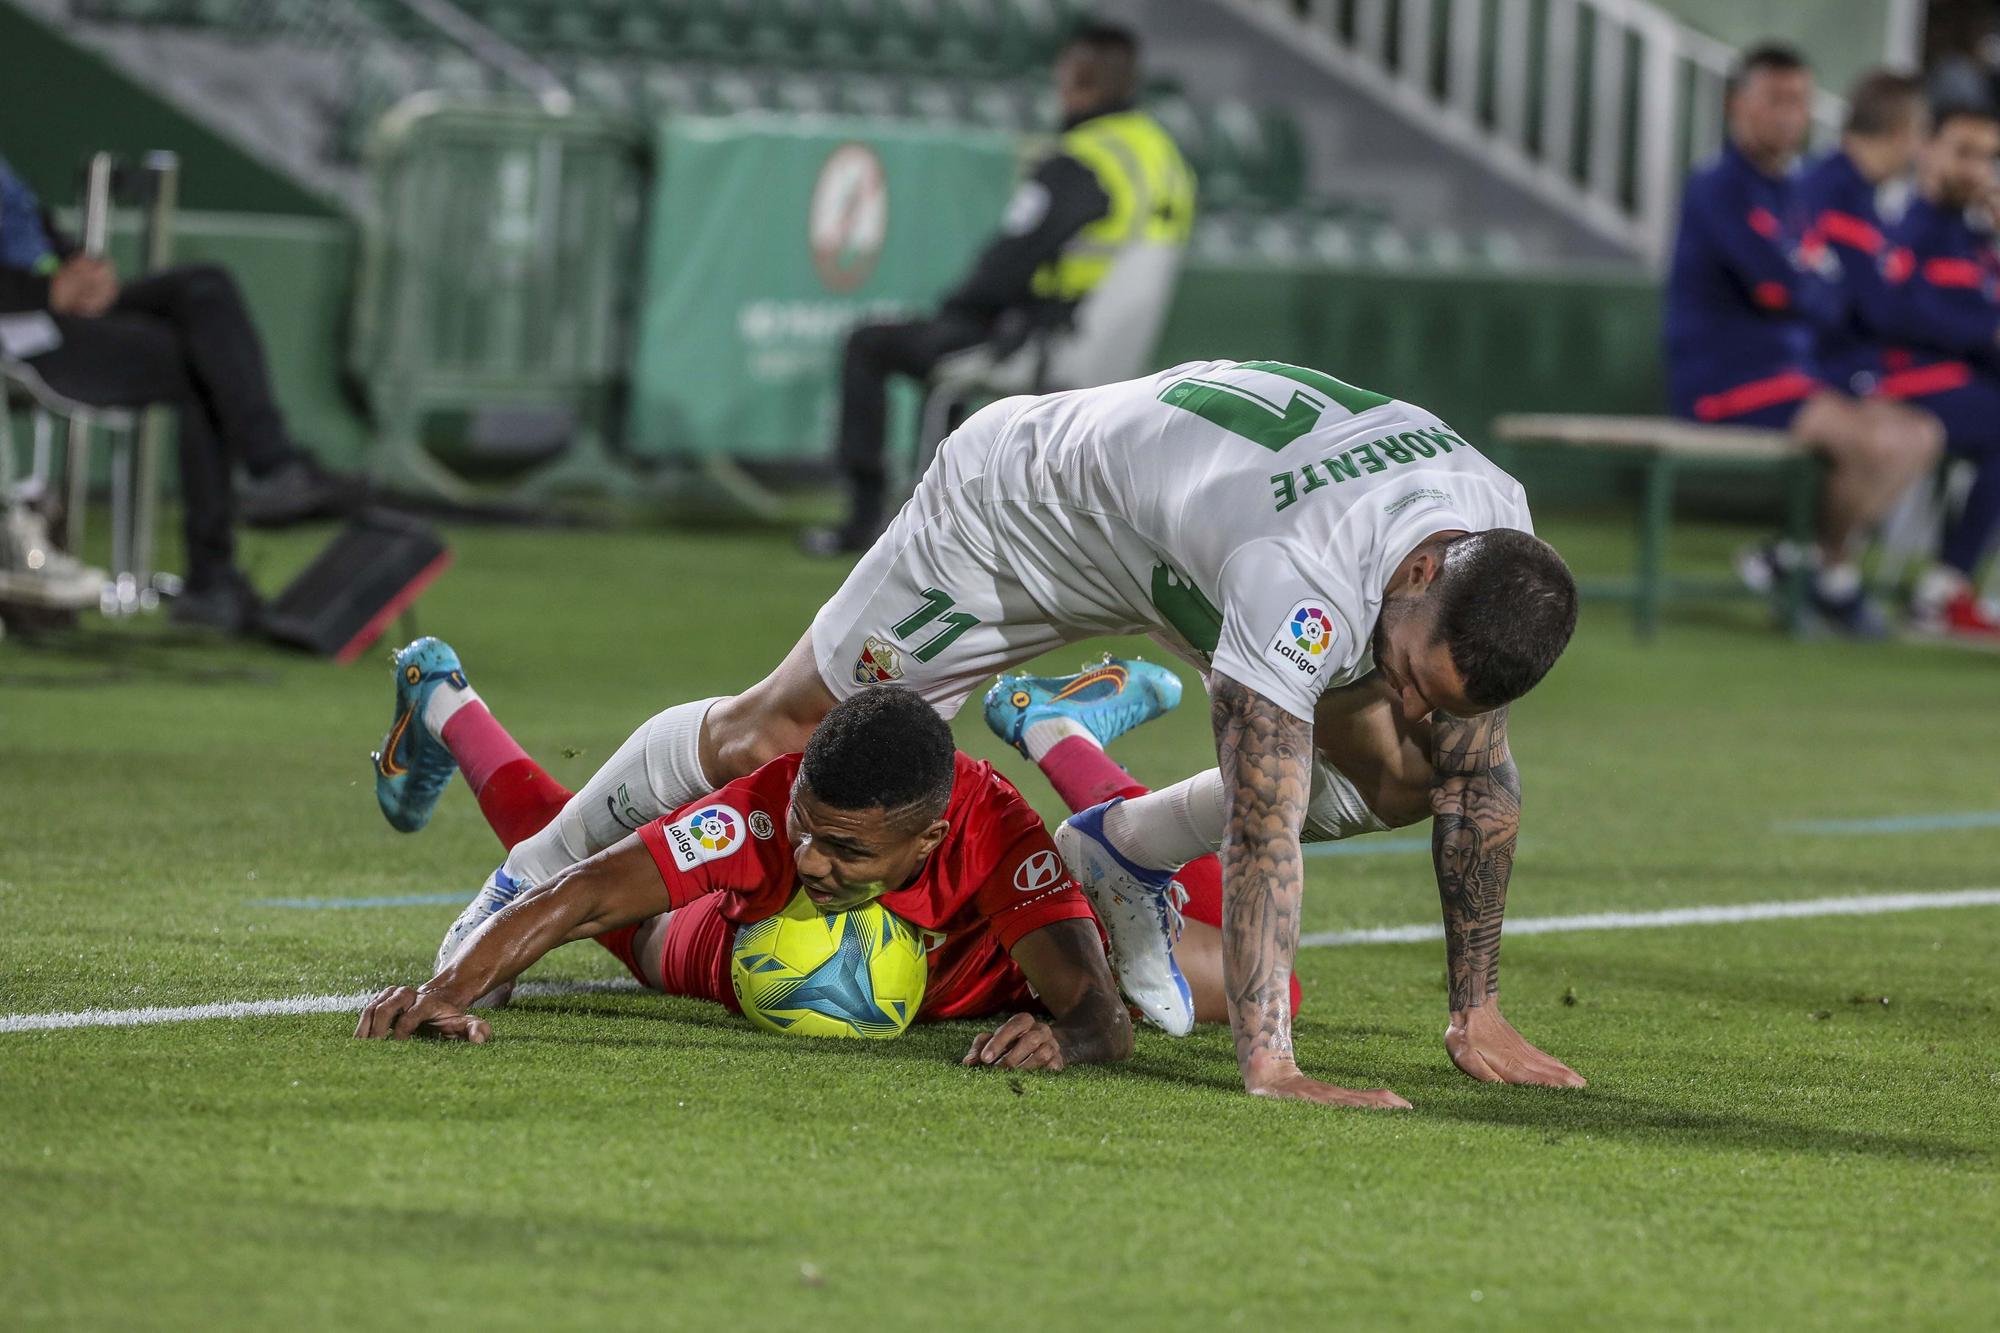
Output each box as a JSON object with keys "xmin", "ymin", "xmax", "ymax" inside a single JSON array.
[{"xmin": 628, "ymin": 114, "xmax": 1020, "ymax": 460}]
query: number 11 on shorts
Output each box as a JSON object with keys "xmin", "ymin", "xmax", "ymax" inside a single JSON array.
[{"xmin": 893, "ymin": 588, "xmax": 980, "ymax": 663}]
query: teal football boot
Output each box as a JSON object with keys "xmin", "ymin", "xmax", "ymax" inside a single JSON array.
[
  {"xmin": 373, "ymin": 636, "xmax": 467, "ymax": 833},
  {"xmin": 983, "ymin": 655, "xmax": 1184, "ymax": 758}
]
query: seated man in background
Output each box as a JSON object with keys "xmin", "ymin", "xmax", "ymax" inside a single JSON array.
[
  {"xmin": 1665, "ymin": 45, "xmax": 1941, "ymax": 637},
  {"xmin": 1803, "ymin": 77, "xmax": 2000, "ymax": 639},
  {"xmin": 1876, "ymin": 103, "xmax": 2000, "ymax": 633},
  {"xmin": 0, "ymin": 153, "xmax": 353, "ymax": 632},
  {"xmin": 803, "ymin": 20, "xmax": 1194, "ymax": 555}
]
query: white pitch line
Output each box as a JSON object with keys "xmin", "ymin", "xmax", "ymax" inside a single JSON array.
[
  {"xmin": 1297, "ymin": 887, "xmax": 2000, "ymax": 948},
  {"xmin": 6, "ymin": 890, "xmax": 1999, "ymax": 1035},
  {"xmin": 0, "ymin": 979, "xmax": 641, "ymax": 1034}
]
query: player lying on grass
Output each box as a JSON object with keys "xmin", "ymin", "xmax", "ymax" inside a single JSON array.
[
  {"xmin": 374, "ymin": 360, "xmax": 1580, "ymax": 1106},
  {"xmin": 357, "ymin": 671, "xmax": 1301, "ymax": 1067}
]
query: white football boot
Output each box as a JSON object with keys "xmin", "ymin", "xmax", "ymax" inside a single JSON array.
[
  {"xmin": 1056, "ymin": 800, "xmax": 1195, "ymax": 1037},
  {"xmin": 433, "ymin": 866, "xmax": 527, "ymax": 1008}
]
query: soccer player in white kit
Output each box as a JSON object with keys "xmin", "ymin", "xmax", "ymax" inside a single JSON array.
[{"xmin": 406, "ymin": 360, "xmax": 1581, "ymax": 1108}]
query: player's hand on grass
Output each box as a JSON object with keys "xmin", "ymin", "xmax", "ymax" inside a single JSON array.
[
  {"xmin": 1445, "ymin": 1006, "xmax": 1585, "ymax": 1087},
  {"xmin": 354, "ymin": 985, "xmax": 492, "ymax": 1043},
  {"xmin": 963, "ymin": 1013, "xmax": 1065, "ymax": 1071},
  {"xmin": 1243, "ymin": 1056, "xmax": 1411, "ymax": 1109}
]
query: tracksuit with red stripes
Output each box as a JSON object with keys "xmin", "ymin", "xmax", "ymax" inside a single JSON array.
[
  {"xmin": 1803, "ymin": 149, "xmax": 2000, "ymax": 576},
  {"xmin": 1665, "ymin": 143, "xmax": 1841, "ymax": 427}
]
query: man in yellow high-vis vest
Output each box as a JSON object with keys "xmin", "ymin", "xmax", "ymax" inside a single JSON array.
[{"xmin": 805, "ymin": 21, "xmax": 1195, "ymax": 556}]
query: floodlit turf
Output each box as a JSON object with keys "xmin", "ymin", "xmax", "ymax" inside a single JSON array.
[{"xmin": 2, "ymin": 510, "xmax": 1996, "ymax": 1330}]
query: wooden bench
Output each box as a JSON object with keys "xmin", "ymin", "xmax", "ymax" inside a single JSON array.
[{"xmin": 1491, "ymin": 414, "xmax": 1820, "ymax": 639}]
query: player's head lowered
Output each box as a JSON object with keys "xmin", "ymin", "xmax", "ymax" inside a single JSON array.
[
  {"xmin": 788, "ymin": 687, "xmax": 955, "ymax": 914},
  {"xmin": 1371, "ymin": 528, "xmax": 1578, "ymax": 723}
]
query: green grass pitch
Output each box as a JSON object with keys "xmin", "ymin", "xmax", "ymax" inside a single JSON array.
[{"xmin": 2, "ymin": 513, "xmax": 1996, "ymax": 1330}]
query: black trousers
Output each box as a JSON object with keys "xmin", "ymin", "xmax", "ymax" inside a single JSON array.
[
  {"xmin": 835, "ymin": 311, "xmax": 990, "ymax": 527},
  {"xmin": 27, "ymin": 263, "xmax": 298, "ymax": 585}
]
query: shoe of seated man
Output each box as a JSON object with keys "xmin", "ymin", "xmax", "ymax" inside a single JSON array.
[
  {"xmin": 983, "ymin": 655, "xmax": 1184, "ymax": 758},
  {"xmin": 1807, "ymin": 575, "xmax": 1890, "ymax": 640},
  {"xmin": 1909, "ymin": 586, "xmax": 2000, "ymax": 644},
  {"xmin": 1056, "ymin": 799, "xmax": 1194, "ymax": 1036},
  {"xmin": 240, "ymin": 455, "xmax": 364, "ymax": 529},
  {"xmin": 373, "ymin": 636, "xmax": 466, "ymax": 833},
  {"xmin": 167, "ymin": 566, "xmax": 263, "ymax": 635}
]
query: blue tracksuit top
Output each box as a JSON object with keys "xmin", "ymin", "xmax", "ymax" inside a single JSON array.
[{"xmin": 1665, "ymin": 141, "xmax": 1842, "ymax": 420}]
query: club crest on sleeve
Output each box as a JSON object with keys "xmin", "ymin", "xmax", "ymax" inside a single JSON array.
[
  {"xmin": 853, "ymin": 635, "xmax": 904, "ymax": 684},
  {"xmin": 748, "ymin": 810, "xmax": 775, "ymax": 841},
  {"xmin": 1266, "ymin": 598, "xmax": 1335, "ymax": 680},
  {"xmin": 665, "ymin": 804, "xmax": 746, "ymax": 870},
  {"xmin": 1012, "ymin": 849, "xmax": 1065, "ymax": 894}
]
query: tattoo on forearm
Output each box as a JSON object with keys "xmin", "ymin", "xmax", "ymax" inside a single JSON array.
[
  {"xmin": 1429, "ymin": 707, "xmax": 1521, "ymax": 1012},
  {"xmin": 1211, "ymin": 675, "xmax": 1314, "ymax": 1073}
]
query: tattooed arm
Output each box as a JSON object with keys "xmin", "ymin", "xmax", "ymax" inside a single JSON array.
[
  {"xmin": 1429, "ymin": 707, "xmax": 1585, "ymax": 1087},
  {"xmin": 1211, "ymin": 673, "xmax": 1410, "ymax": 1109}
]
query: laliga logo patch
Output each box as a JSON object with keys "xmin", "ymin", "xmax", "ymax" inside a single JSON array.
[
  {"xmin": 665, "ymin": 804, "xmax": 746, "ymax": 870},
  {"xmin": 1013, "ymin": 849, "xmax": 1065, "ymax": 894},
  {"xmin": 1289, "ymin": 605, "xmax": 1333, "ymax": 656},
  {"xmin": 1268, "ymin": 600, "xmax": 1335, "ymax": 679},
  {"xmin": 853, "ymin": 635, "xmax": 904, "ymax": 685}
]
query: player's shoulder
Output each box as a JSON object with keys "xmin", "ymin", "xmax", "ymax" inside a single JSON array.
[
  {"xmin": 656, "ymin": 753, "xmax": 796, "ymax": 869},
  {"xmin": 943, "ymin": 752, "xmax": 1043, "ymax": 840},
  {"xmin": 939, "ymin": 754, "xmax": 1054, "ymax": 879}
]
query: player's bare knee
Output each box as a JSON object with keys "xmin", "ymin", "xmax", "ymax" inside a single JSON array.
[{"xmin": 706, "ymin": 690, "xmax": 828, "ymax": 779}]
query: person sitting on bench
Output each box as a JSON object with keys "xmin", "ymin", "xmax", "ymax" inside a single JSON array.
[
  {"xmin": 0, "ymin": 152, "xmax": 355, "ymax": 632},
  {"xmin": 1665, "ymin": 45, "xmax": 1941, "ymax": 637}
]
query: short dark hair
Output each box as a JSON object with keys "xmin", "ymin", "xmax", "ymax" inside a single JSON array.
[
  {"xmin": 1932, "ymin": 101, "xmax": 2000, "ymax": 137},
  {"xmin": 1431, "ymin": 530, "xmax": 1578, "ymax": 710},
  {"xmin": 1728, "ymin": 42, "xmax": 1810, "ymax": 96},
  {"xmin": 1065, "ymin": 20, "xmax": 1139, "ymax": 61},
  {"xmin": 1845, "ymin": 69, "xmax": 1925, "ymax": 135},
  {"xmin": 800, "ymin": 687, "xmax": 955, "ymax": 826}
]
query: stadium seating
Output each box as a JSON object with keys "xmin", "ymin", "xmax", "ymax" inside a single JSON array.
[{"xmin": 60, "ymin": 0, "xmax": 1526, "ymax": 269}]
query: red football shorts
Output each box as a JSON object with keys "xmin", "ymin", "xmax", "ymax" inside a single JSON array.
[{"xmin": 595, "ymin": 896, "xmax": 741, "ymax": 1013}]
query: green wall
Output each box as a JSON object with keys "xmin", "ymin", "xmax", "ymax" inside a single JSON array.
[
  {"xmin": 0, "ymin": 0, "xmax": 336, "ymax": 217},
  {"xmin": 18, "ymin": 207, "xmax": 1667, "ymax": 499},
  {"xmin": 1650, "ymin": 0, "xmax": 1895, "ymax": 89},
  {"xmin": 1155, "ymin": 263, "xmax": 1664, "ymax": 439}
]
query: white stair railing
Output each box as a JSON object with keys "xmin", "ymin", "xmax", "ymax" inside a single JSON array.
[{"xmin": 1217, "ymin": 0, "xmax": 1850, "ymax": 265}]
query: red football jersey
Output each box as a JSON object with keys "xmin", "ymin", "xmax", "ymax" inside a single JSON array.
[{"xmin": 636, "ymin": 751, "xmax": 1095, "ymax": 1020}]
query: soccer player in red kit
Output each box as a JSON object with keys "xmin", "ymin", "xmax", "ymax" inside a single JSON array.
[
  {"xmin": 356, "ymin": 643, "xmax": 1301, "ymax": 1064},
  {"xmin": 357, "ymin": 682, "xmax": 1135, "ymax": 1068}
]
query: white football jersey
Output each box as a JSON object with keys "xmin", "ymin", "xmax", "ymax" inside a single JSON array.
[{"xmin": 961, "ymin": 359, "xmax": 1536, "ymax": 722}]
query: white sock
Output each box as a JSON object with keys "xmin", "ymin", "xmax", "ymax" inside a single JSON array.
[
  {"xmin": 1912, "ymin": 564, "xmax": 1966, "ymax": 612},
  {"xmin": 502, "ymin": 697, "xmax": 722, "ymax": 885},
  {"xmin": 1816, "ymin": 561, "xmax": 1862, "ymax": 599},
  {"xmin": 1022, "ymin": 715, "xmax": 1092, "ymax": 761},
  {"xmin": 1101, "ymin": 769, "xmax": 1226, "ymax": 872},
  {"xmin": 423, "ymin": 680, "xmax": 478, "ymax": 737}
]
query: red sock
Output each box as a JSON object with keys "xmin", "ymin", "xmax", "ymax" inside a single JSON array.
[
  {"xmin": 595, "ymin": 923, "xmax": 648, "ymax": 985},
  {"xmin": 439, "ymin": 701, "xmax": 574, "ymax": 849},
  {"xmin": 1039, "ymin": 735, "xmax": 1148, "ymax": 812},
  {"xmin": 1172, "ymin": 855, "xmax": 1304, "ymax": 1018}
]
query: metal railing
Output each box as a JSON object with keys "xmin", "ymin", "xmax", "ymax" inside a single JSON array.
[{"xmin": 1219, "ymin": 0, "xmax": 1855, "ymax": 265}]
